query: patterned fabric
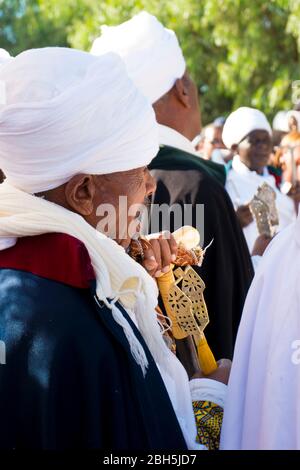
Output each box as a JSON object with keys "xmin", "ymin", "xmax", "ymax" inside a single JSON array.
[{"xmin": 193, "ymin": 400, "xmax": 223, "ymax": 450}]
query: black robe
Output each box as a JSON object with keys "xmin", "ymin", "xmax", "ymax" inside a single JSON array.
[
  {"xmin": 149, "ymin": 145, "xmax": 254, "ymax": 360},
  {"xmin": 0, "ymin": 233, "xmax": 187, "ymax": 450}
]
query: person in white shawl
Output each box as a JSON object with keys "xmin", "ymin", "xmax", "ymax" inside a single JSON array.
[
  {"xmin": 0, "ymin": 47, "xmax": 228, "ymax": 450},
  {"xmin": 221, "ymin": 215, "xmax": 300, "ymax": 449},
  {"xmin": 223, "ymin": 107, "xmax": 295, "ymax": 253}
]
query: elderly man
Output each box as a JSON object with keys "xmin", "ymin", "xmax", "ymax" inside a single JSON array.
[
  {"xmin": 223, "ymin": 107, "xmax": 295, "ymax": 252},
  {"xmin": 0, "ymin": 48, "xmax": 229, "ymax": 450},
  {"xmin": 91, "ymin": 12, "xmax": 254, "ymax": 361}
]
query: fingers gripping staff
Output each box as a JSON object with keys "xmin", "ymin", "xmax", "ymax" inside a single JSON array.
[{"xmin": 130, "ymin": 226, "xmax": 217, "ymax": 375}]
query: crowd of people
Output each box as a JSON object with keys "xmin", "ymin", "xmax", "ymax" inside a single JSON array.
[{"xmin": 0, "ymin": 11, "xmax": 299, "ymax": 451}]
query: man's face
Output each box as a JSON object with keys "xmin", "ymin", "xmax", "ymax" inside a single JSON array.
[
  {"xmin": 87, "ymin": 167, "xmax": 156, "ymax": 249},
  {"xmin": 238, "ymin": 130, "xmax": 272, "ymax": 171},
  {"xmin": 201, "ymin": 126, "xmax": 225, "ymax": 157}
]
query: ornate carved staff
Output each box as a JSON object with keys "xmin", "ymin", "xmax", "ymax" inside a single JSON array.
[
  {"xmin": 129, "ymin": 226, "xmax": 217, "ymax": 376},
  {"xmin": 249, "ymin": 182, "xmax": 279, "ymax": 238}
]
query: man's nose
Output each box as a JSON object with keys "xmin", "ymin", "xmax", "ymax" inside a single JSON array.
[{"xmin": 257, "ymin": 140, "xmax": 270, "ymax": 151}]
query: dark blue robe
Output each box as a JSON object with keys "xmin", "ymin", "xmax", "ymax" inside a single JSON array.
[{"xmin": 0, "ymin": 233, "xmax": 187, "ymax": 450}]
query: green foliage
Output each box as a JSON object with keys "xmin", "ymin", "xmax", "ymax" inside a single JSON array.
[{"xmin": 1, "ymin": 0, "xmax": 299, "ymax": 123}]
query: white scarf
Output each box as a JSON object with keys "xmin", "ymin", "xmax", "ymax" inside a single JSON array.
[
  {"xmin": 0, "ymin": 48, "xmax": 158, "ymax": 194},
  {"xmin": 0, "ymin": 182, "xmax": 170, "ymax": 376}
]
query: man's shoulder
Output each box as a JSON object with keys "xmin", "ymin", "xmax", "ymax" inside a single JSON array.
[
  {"xmin": 150, "ymin": 145, "xmax": 226, "ymax": 186},
  {"xmin": 0, "ymin": 266, "xmax": 96, "ymax": 324},
  {"xmin": 0, "ymin": 233, "xmax": 101, "ymax": 342},
  {"xmin": 152, "ymin": 144, "xmax": 214, "ymax": 170},
  {"xmin": 151, "ymin": 150, "xmax": 228, "ymax": 195},
  {"xmin": 0, "ymin": 266, "xmax": 119, "ymax": 366},
  {"xmin": 0, "ymin": 233, "xmax": 95, "ymax": 289}
]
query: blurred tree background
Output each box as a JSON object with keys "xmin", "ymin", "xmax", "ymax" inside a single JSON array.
[{"xmin": 1, "ymin": 0, "xmax": 300, "ymax": 124}]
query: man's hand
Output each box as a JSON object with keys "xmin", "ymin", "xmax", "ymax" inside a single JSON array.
[
  {"xmin": 252, "ymin": 234, "xmax": 272, "ymax": 256},
  {"xmin": 192, "ymin": 358, "xmax": 232, "ymax": 385},
  {"xmin": 236, "ymin": 204, "xmax": 253, "ymax": 228},
  {"xmin": 140, "ymin": 231, "xmax": 178, "ymax": 278}
]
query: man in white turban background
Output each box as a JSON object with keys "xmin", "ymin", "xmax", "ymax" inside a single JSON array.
[
  {"xmin": 0, "ymin": 47, "xmax": 230, "ymax": 450},
  {"xmin": 195, "ymin": 117, "xmax": 232, "ymax": 165},
  {"xmin": 91, "ymin": 11, "xmax": 254, "ymax": 362},
  {"xmin": 223, "ymin": 106, "xmax": 296, "ymax": 253}
]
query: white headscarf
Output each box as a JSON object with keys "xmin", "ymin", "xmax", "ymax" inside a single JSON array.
[
  {"xmin": 222, "ymin": 107, "xmax": 272, "ymax": 149},
  {"xmin": 0, "ymin": 47, "xmax": 158, "ymax": 193},
  {"xmin": 272, "ymin": 110, "xmax": 300, "ymax": 133},
  {"xmin": 286, "ymin": 109, "xmax": 300, "ymax": 131},
  {"xmin": 90, "ymin": 11, "xmax": 186, "ymax": 104}
]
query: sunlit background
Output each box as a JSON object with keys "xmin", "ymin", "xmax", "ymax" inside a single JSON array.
[{"xmin": 1, "ymin": 0, "xmax": 300, "ymax": 123}]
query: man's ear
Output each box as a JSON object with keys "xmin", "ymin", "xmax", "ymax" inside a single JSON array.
[
  {"xmin": 174, "ymin": 77, "xmax": 190, "ymax": 108},
  {"xmin": 64, "ymin": 174, "xmax": 96, "ymax": 216}
]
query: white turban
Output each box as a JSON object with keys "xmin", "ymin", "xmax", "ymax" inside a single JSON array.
[
  {"xmin": 286, "ymin": 110, "xmax": 300, "ymax": 131},
  {"xmin": 0, "ymin": 47, "xmax": 158, "ymax": 194},
  {"xmin": 90, "ymin": 11, "xmax": 186, "ymax": 104},
  {"xmin": 272, "ymin": 110, "xmax": 300, "ymax": 133},
  {"xmin": 222, "ymin": 107, "xmax": 272, "ymax": 149}
]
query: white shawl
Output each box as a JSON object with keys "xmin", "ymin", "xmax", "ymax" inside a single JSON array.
[
  {"xmin": 0, "ymin": 182, "xmax": 168, "ymax": 376},
  {"xmin": 0, "ymin": 181, "xmax": 206, "ymax": 450},
  {"xmin": 221, "ymin": 215, "xmax": 300, "ymax": 449}
]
